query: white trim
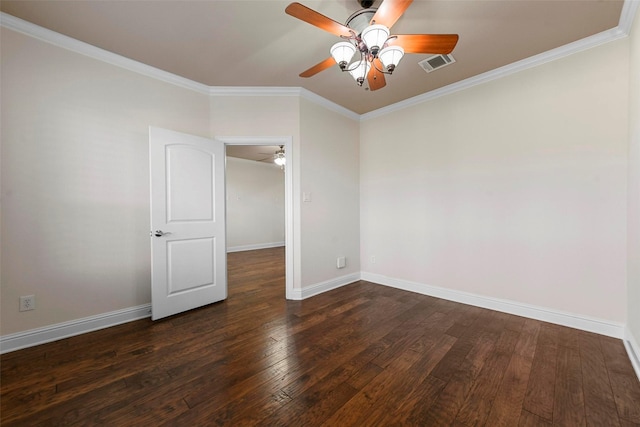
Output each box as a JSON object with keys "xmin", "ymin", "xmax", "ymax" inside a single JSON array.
[
  {"xmin": 361, "ymin": 27, "xmax": 628, "ymax": 121},
  {"xmin": 209, "ymin": 87, "xmax": 359, "ymax": 121},
  {"xmin": 289, "ymin": 288, "xmax": 303, "ymax": 300},
  {"xmin": 298, "ymin": 88, "xmax": 361, "ymax": 121},
  {"xmin": 290, "ymin": 273, "xmax": 361, "ymax": 300},
  {"xmin": 209, "ymin": 86, "xmax": 301, "ymax": 97},
  {"xmin": 0, "ymin": 13, "xmax": 210, "ymax": 95},
  {"xmin": 361, "ymin": 272, "xmax": 625, "ymax": 338},
  {"xmin": 3, "ymin": 2, "xmax": 637, "ymax": 122},
  {"xmin": 619, "ymin": 0, "xmax": 640, "ymax": 35},
  {"xmin": 0, "ymin": 304, "xmax": 151, "ymax": 354},
  {"xmin": 217, "ymin": 136, "xmax": 295, "ymax": 300},
  {"xmin": 227, "ymin": 242, "xmax": 285, "ymax": 253},
  {"xmin": 625, "ymin": 327, "xmax": 640, "ymax": 381}
]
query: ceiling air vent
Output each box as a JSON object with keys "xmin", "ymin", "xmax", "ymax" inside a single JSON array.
[{"xmin": 418, "ymin": 54, "xmax": 456, "ymax": 73}]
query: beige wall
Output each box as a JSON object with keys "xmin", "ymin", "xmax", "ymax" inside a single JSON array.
[
  {"xmin": 628, "ymin": 6, "xmax": 640, "ymax": 344},
  {"xmin": 226, "ymin": 156, "xmax": 285, "ymax": 250},
  {"xmin": 1, "ymin": 29, "xmax": 211, "ymax": 334},
  {"xmin": 209, "ymin": 95, "xmax": 305, "ymax": 288},
  {"xmin": 210, "ymin": 95, "xmax": 361, "ymax": 290},
  {"xmin": 1, "ymin": 27, "xmax": 362, "ymax": 335},
  {"xmin": 299, "ymin": 98, "xmax": 360, "ymax": 286},
  {"xmin": 361, "ymin": 38, "xmax": 629, "ymax": 322},
  {"xmin": 1, "ymin": 11, "xmax": 636, "ymax": 345}
]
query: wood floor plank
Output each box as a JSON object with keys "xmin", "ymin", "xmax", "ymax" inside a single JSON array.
[
  {"xmin": 453, "ymin": 327, "xmax": 520, "ymax": 426},
  {"xmin": 578, "ymin": 332, "xmax": 621, "ymax": 427},
  {"xmin": 411, "ymin": 333, "xmax": 498, "ymax": 425},
  {"xmin": 522, "ymin": 323, "xmax": 560, "ymax": 421},
  {"xmin": 483, "ymin": 320, "xmax": 539, "ymax": 426},
  {"xmin": 553, "ymin": 343, "xmax": 587, "ymax": 426},
  {"xmin": 357, "ymin": 333, "xmax": 457, "ymax": 426},
  {"xmin": 321, "ymin": 344, "xmax": 428, "ymax": 425},
  {"xmin": 518, "ymin": 409, "xmax": 552, "ymax": 426},
  {"xmin": 2, "ymin": 247, "xmax": 638, "ymax": 426}
]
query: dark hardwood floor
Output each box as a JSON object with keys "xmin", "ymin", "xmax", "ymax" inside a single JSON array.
[{"xmin": 2, "ymin": 246, "xmax": 640, "ymax": 426}]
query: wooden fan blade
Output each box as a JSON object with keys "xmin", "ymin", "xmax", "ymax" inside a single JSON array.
[
  {"xmin": 300, "ymin": 57, "xmax": 336, "ymax": 78},
  {"xmin": 367, "ymin": 59, "xmax": 386, "ymax": 91},
  {"xmin": 370, "ymin": 0, "xmax": 413, "ymax": 28},
  {"xmin": 390, "ymin": 34, "xmax": 459, "ymax": 54},
  {"xmin": 286, "ymin": 2, "xmax": 352, "ymax": 37}
]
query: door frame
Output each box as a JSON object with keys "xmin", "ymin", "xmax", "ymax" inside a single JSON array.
[{"xmin": 218, "ymin": 136, "xmax": 294, "ymax": 300}]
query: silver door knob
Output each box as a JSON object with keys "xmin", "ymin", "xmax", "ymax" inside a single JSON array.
[{"xmin": 153, "ymin": 230, "xmax": 172, "ymax": 237}]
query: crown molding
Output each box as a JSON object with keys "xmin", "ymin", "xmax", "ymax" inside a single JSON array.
[
  {"xmin": 0, "ymin": 12, "xmax": 211, "ymax": 95},
  {"xmin": 3, "ymin": 0, "xmax": 638, "ymax": 122},
  {"xmin": 619, "ymin": 0, "xmax": 640, "ymax": 34},
  {"xmin": 208, "ymin": 86, "xmax": 359, "ymax": 121},
  {"xmin": 298, "ymin": 88, "xmax": 361, "ymax": 121},
  {"xmin": 208, "ymin": 86, "xmax": 301, "ymax": 97},
  {"xmin": 0, "ymin": 12, "xmax": 359, "ymax": 121},
  {"xmin": 361, "ymin": 25, "xmax": 629, "ymax": 121}
]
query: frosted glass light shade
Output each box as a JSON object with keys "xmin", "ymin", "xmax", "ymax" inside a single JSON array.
[
  {"xmin": 379, "ymin": 45, "xmax": 404, "ymax": 72},
  {"xmin": 274, "ymin": 156, "xmax": 286, "ymax": 166},
  {"xmin": 348, "ymin": 60, "xmax": 371, "ymax": 83},
  {"xmin": 361, "ymin": 24, "xmax": 389, "ymax": 54},
  {"xmin": 330, "ymin": 42, "xmax": 356, "ymax": 67}
]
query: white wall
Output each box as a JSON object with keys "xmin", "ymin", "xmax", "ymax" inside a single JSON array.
[
  {"xmin": 1, "ymin": 24, "xmax": 364, "ymax": 338},
  {"xmin": 627, "ymin": 6, "xmax": 640, "ymax": 352},
  {"xmin": 2, "ymin": 10, "xmax": 636, "ymax": 353},
  {"xmin": 226, "ymin": 156, "xmax": 285, "ymax": 251},
  {"xmin": 361, "ymin": 38, "xmax": 629, "ymax": 324},
  {"xmin": 299, "ymin": 98, "xmax": 360, "ymax": 288},
  {"xmin": 210, "ymin": 95, "xmax": 361, "ymax": 292},
  {"xmin": 1, "ymin": 28, "xmax": 211, "ymax": 335},
  {"xmin": 210, "ymin": 95, "xmax": 304, "ymax": 289}
]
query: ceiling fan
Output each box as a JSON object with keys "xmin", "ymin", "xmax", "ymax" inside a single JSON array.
[
  {"xmin": 285, "ymin": 0, "xmax": 459, "ymax": 91},
  {"xmin": 258, "ymin": 146, "xmax": 286, "ymax": 169}
]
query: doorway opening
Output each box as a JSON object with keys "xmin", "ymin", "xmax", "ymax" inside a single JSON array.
[{"xmin": 219, "ymin": 136, "xmax": 294, "ymax": 300}]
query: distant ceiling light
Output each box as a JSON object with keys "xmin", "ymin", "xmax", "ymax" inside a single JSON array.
[{"xmin": 274, "ymin": 146, "xmax": 286, "ymax": 168}]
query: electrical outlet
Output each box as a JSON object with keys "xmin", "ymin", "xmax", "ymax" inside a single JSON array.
[
  {"xmin": 370, "ymin": 255, "xmax": 376, "ymax": 264},
  {"xmin": 19, "ymin": 295, "xmax": 36, "ymax": 312}
]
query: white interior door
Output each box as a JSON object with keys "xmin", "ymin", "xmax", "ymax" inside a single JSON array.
[{"xmin": 149, "ymin": 127, "xmax": 226, "ymax": 320}]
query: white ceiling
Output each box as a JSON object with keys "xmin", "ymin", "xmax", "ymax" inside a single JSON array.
[{"xmin": 0, "ymin": 0, "xmax": 625, "ymax": 115}]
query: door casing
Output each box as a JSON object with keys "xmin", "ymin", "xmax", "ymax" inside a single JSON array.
[{"xmin": 218, "ymin": 136, "xmax": 294, "ymax": 300}]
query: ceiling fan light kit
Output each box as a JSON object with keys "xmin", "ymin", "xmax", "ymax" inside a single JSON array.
[
  {"xmin": 285, "ymin": 0, "xmax": 459, "ymax": 91},
  {"xmin": 274, "ymin": 146, "xmax": 286, "ymax": 168},
  {"xmin": 361, "ymin": 24, "xmax": 390, "ymax": 56},
  {"xmin": 379, "ymin": 45, "xmax": 405, "ymax": 72},
  {"xmin": 330, "ymin": 41, "xmax": 357, "ymax": 70},
  {"xmin": 348, "ymin": 60, "xmax": 372, "ymax": 85},
  {"xmin": 329, "ymin": 23, "xmax": 402, "ymax": 85}
]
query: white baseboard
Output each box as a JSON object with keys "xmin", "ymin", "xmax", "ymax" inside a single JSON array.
[
  {"xmin": 624, "ymin": 327, "xmax": 640, "ymax": 381},
  {"xmin": 0, "ymin": 304, "xmax": 152, "ymax": 354},
  {"xmin": 361, "ymin": 272, "xmax": 625, "ymax": 339},
  {"xmin": 226, "ymin": 242, "xmax": 285, "ymax": 253},
  {"xmin": 289, "ymin": 272, "xmax": 361, "ymax": 300},
  {"xmin": 2, "ymin": 272, "xmax": 630, "ymax": 361}
]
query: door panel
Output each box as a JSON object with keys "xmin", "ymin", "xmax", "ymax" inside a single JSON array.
[
  {"xmin": 166, "ymin": 145, "xmax": 214, "ymax": 222},
  {"xmin": 150, "ymin": 127, "xmax": 226, "ymax": 320},
  {"xmin": 167, "ymin": 238, "xmax": 216, "ymax": 294}
]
